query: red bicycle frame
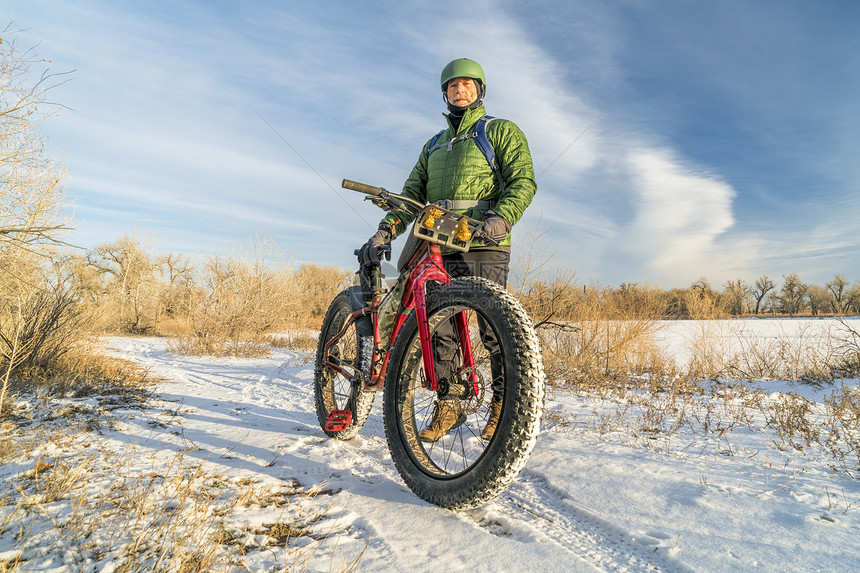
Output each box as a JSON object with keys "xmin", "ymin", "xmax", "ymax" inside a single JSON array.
[{"xmin": 322, "ymin": 242, "xmax": 478, "ymax": 393}]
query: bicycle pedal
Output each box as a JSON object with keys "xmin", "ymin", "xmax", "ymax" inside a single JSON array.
[{"xmin": 325, "ymin": 410, "xmax": 352, "ymax": 432}]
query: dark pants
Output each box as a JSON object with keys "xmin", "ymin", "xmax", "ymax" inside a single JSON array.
[{"xmin": 431, "ymin": 250, "xmax": 510, "ymax": 401}]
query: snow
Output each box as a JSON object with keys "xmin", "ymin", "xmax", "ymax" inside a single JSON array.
[{"xmin": 2, "ymin": 319, "xmax": 859, "ymax": 572}]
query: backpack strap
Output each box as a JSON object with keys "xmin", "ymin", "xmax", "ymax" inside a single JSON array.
[
  {"xmin": 427, "ymin": 115, "xmax": 505, "ymax": 193},
  {"xmin": 474, "ymin": 116, "xmax": 504, "ymax": 193},
  {"xmin": 428, "ymin": 129, "xmax": 447, "ymax": 155}
]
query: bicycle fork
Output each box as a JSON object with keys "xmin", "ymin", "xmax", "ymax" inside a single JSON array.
[{"xmin": 411, "ymin": 252, "xmax": 480, "ymax": 397}]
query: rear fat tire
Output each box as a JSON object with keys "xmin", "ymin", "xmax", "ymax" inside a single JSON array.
[
  {"xmin": 383, "ymin": 277, "xmax": 545, "ymax": 510},
  {"xmin": 314, "ymin": 290, "xmax": 375, "ymax": 440}
]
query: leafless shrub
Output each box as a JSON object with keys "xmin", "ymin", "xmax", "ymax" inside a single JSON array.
[
  {"xmin": 686, "ymin": 320, "xmax": 737, "ymax": 380},
  {"xmin": 510, "ymin": 228, "xmax": 676, "ymax": 389},
  {"xmin": 514, "ymin": 267, "xmax": 580, "ymax": 330},
  {"xmin": 834, "ymin": 318, "xmax": 860, "ymax": 377},
  {"xmin": 685, "ymin": 277, "xmax": 728, "ymax": 320},
  {"xmin": 0, "ymin": 290, "xmax": 83, "ymax": 370},
  {"xmin": 530, "ymin": 282, "xmax": 677, "ymax": 392},
  {"xmin": 823, "ymin": 383, "xmax": 860, "ymax": 478},
  {"xmin": 1, "ymin": 289, "xmax": 99, "ymax": 415},
  {"xmin": 682, "ymin": 320, "xmax": 842, "ymax": 383},
  {"xmin": 290, "ymin": 263, "xmax": 352, "ymax": 330},
  {"xmin": 763, "ymin": 392, "xmax": 821, "ymax": 451},
  {"xmin": 727, "ymin": 330, "xmax": 784, "ymax": 380},
  {"xmin": 170, "ymin": 235, "xmax": 295, "ymax": 357}
]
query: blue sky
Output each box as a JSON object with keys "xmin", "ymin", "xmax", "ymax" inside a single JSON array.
[{"xmin": 6, "ymin": 0, "xmax": 859, "ymax": 288}]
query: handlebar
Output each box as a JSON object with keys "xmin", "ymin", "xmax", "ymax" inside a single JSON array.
[
  {"xmin": 341, "ymin": 179, "xmax": 425, "ymax": 211},
  {"xmin": 342, "ymin": 179, "xmax": 384, "ymax": 196},
  {"xmin": 343, "ymin": 179, "xmax": 499, "ymax": 252}
]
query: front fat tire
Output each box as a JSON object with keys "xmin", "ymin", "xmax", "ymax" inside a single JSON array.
[
  {"xmin": 314, "ymin": 290, "xmax": 375, "ymax": 440},
  {"xmin": 383, "ymin": 277, "xmax": 545, "ymax": 510}
]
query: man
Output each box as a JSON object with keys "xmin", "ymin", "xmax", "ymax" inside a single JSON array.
[{"xmin": 359, "ymin": 58, "xmax": 536, "ymax": 442}]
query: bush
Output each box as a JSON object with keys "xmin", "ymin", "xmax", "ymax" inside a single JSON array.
[
  {"xmin": 1, "ymin": 289, "xmax": 151, "ymax": 416},
  {"xmin": 166, "ymin": 237, "xmax": 349, "ymax": 357}
]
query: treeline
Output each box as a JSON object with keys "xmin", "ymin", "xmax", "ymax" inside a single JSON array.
[
  {"xmin": 60, "ymin": 235, "xmax": 351, "ymax": 344},
  {"xmin": 662, "ymin": 273, "xmax": 859, "ymax": 318},
  {"xmin": 518, "ymin": 272, "xmax": 860, "ymax": 324}
]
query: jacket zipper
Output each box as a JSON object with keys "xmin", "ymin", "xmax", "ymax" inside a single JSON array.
[{"xmin": 440, "ymin": 109, "xmax": 476, "ymax": 200}]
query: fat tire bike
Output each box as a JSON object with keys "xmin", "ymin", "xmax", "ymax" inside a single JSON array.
[{"xmin": 313, "ymin": 179, "xmax": 544, "ymax": 510}]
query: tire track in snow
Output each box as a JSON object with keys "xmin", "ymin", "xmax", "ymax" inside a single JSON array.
[
  {"xmin": 110, "ymin": 338, "xmax": 687, "ymax": 570},
  {"xmin": 472, "ymin": 472, "xmax": 690, "ymax": 573}
]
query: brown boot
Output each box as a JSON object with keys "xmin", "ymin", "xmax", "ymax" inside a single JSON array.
[
  {"xmin": 481, "ymin": 400, "xmax": 503, "ymax": 441},
  {"xmin": 419, "ymin": 400, "xmax": 465, "ymax": 442}
]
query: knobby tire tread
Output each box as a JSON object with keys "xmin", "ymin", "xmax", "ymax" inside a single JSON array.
[
  {"xmin": 383, "ymin": 276, "xmax": 545, "ymax": 510},
  {"xmin": 314, "ymin": 290, "xmax": 375, "ymax": 440}
]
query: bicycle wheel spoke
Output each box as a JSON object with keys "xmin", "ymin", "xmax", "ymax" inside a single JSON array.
[
  {"xmin": 315, "ymin": 290, "xmax": 375, "ymax": 440},
  {"xmin": 392, "ymin": 302, "xmax": 499, "ymax": 478}
]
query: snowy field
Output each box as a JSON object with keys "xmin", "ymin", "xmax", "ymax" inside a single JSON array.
[{"xmin": 2, "ymin": 319, "xmax": 859, "ymax": 572}]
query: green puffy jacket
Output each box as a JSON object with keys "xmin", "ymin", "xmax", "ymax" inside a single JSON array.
[{"xmin": 381, "ymin": 105, "xmax": 536, "ymax": 250}]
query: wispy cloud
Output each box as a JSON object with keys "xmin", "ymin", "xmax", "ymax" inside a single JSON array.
[
  {"xmin": 624, "ymin": 148, "xmax": 736, "ymax": 280},
  {"xmin": 6, "ymin": 0, "xmax": 858, "ymax": 286}
]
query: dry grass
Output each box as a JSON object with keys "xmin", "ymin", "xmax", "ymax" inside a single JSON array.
[
  {"xmin": 686, "ymin": 320, "xmax": 846, "ymax": 383},
  {"xmin": 532, "ymin": 284, "xmax": 860, "ymax": 478},
  {"xmin": 0, "ymin": 397, "xmax": 364, "ymax": 572},
  {"xmin": 265, "ymin": 332, "xmax": 318, "ymax": 352},
  {"xmin": 167, "ymin": 335, "xmax": 273, "ymax": 358},
  {"xmin": 1, "ymin": 286, "xmax": 154, "ymax": 419},
  {"xmin": 1, "ymin": 341, "xmax": 153, "ymax": 423},
  {"xmin": 547, "ymin": 371, "xmax": 860, "ymax": 481}
]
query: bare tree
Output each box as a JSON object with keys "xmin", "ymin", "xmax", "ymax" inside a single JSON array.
[
  {"xmin": 806, "ymin": 284, "xmax": 830, "ymax": 316},
  {"xmin": 0, "ymin": 23, "xmax": 72, "ymax": 263},
  {"xmin": 826, "ymin": 274, "xmax": 850, "ymax": 314},
  {"xmin": 689, "ymin": 277, "xmax": 713, "ymax": 296},
  {"xmin": 722, "ymin": 278, "xmax": 750, "ymax": 316},
  {"xmin": 87, "ymin": 236, "xmax": 158, "ymax": 332},
  {"xmin": 752, "ymin": 275, "xmax": 775, "ymax": 315},
  {"xmin": 158, "ymin": 253, "xmax": 195, "ymax": 319},
  {"xmin": 777, "ymin": 273, "xmax": 808, "ymax": 316},
  {"xmin": 1, "ymin": 25, "xmax": 73, "ymax": 413},
  {"xmin": 846, "ymin": 282, "xmax": 860, "ymax": 315}
]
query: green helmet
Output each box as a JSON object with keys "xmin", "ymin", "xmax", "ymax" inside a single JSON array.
[{"xmin": 440, "ymin": 58, "xmax": 486, "ymax": 91}]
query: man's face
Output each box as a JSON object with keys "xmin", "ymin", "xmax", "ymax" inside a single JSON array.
[{"xmin": 446, "ymin": 77, "xmax": 478, "ymax": 107}]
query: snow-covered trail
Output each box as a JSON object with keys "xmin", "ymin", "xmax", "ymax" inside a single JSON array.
[
  {"xmin": 106, "ymin": 337, "xmax": 693, "ymax": 572},
  {"xmin": 104, "ymin": 335, "xmax": 860, "ymax": 572}
]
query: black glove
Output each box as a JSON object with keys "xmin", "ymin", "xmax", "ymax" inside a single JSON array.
[
  {"xmin": 367, "ymin": 225, "xmax": 393, "ymax": 248},
  {"xmin": 481, "ymin": 211, "xmax": 511, "ymax": 242},
  {"xmin": 357, "ymin": 225, "xmax": 393, "ymax": 266},
  {"xmin": 357, "ymin": 243, "xmax": 391, "ymax": 266}
]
